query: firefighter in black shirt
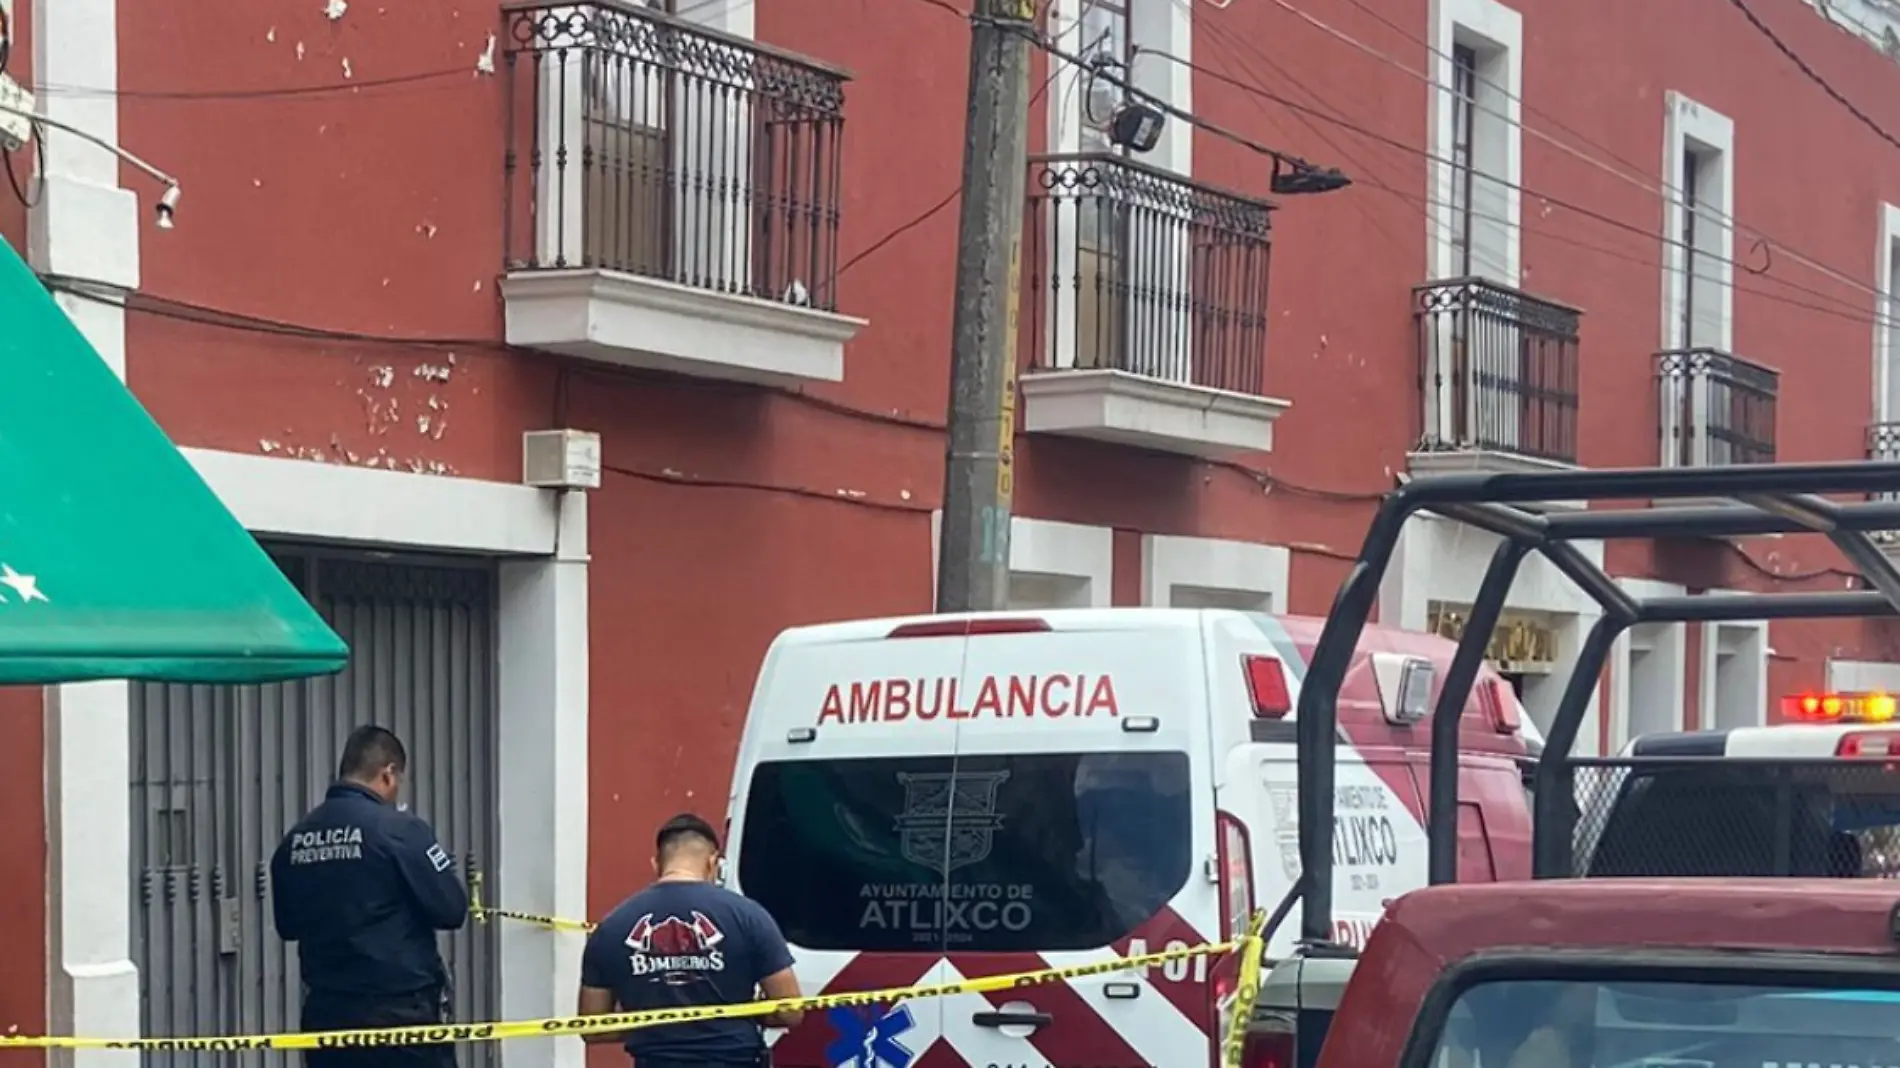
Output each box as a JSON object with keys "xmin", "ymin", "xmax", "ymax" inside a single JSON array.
[{"xmin": 271, "ymin": 725, "xmax": 469, "ymax": 1068}]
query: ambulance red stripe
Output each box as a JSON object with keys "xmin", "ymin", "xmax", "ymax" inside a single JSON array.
[
  {"xmin": 771, "ymin": 954, "xmax": 937, "ymax": 1068},
  {"xmin": 950, "ymin": 952, "xmax": 1156, "ymax": 1068},
  {"xmin": 1113, "ymin": 905, "xmax": 1215, "ymax": 1031},
  {"xmin": 909, "ymin": 1041, "xmax": 974, "ymax": 1068},
  {"xmin": 776, "ymin": 923, "xmax": 1207, "ymax": 1068},
  {"xmin": 1278, "ymin": 624, "xmax": 1430, "ymax": 825}
]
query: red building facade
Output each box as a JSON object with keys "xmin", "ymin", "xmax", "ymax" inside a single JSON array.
[{"xmin": 3, "ymin": 0, "xmax": 1900, "ymax": 1058}]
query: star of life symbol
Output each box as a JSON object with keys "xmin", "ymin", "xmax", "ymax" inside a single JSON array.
[
  {"xmin": 894, "ymin": 770, "xmax": 1010, "ymax": 875},
  {"xmin": 0, "ymin": 564, "xmax": 48, "ymax": 605},
  {"xmin": 1266, "ymin": 783, "xmax": 1300, "ymax": 880},
  {"xmin": 824, "ymin": 1003, "xmax": 915, "ymax": 1068}
]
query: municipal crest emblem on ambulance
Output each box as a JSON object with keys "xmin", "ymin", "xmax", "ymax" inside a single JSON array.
[
  {"xmin": 1267, "ymin": 784, "xmax": 1302, "ymax": 880},
  {"xmin": 893, "ymin": 770, "xmax": 1011, "ymax": 874}
]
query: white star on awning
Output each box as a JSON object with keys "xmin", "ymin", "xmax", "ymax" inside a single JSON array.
[{"xmin": 0, "ymin": 564, "xmax": 49, "ymax": 603}]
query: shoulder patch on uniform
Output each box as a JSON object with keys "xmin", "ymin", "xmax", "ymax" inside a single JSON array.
[{"xmin": 426, "ymin": 843, "xmax": 453, "ymax": 872}]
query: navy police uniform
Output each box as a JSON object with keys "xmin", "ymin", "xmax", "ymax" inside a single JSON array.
[
  {"xmin": 582, "ymin": 881, "xmax": 795, "ymax": 1068},
  {"xmin": 271, "ymin": 782, "xmax": 470, "ymax": 1068}
]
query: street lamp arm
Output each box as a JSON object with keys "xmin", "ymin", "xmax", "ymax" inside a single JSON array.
[
  {"xmin": 0, "ymin": 104, "xmax": 179, "ymax": 188},
  {"xmin": 0, "ymin": 99, "xmax": 182, "ymax": 226}
]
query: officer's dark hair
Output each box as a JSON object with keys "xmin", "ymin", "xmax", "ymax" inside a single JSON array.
[
  {"xmin": 656, "ymin": 813, "xmax": 720, "ymax": 860},
  {"xmin": 338, "ymin": 725, "xmax": 407, "ymax": 781}
]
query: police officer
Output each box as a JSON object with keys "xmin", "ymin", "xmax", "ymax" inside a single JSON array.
[
  {"xmin": 271, "ymin": 725, "xmax": 470, "ymax": 1068},
  {"xmin": 576, "ymin": 814, "xmax": 803, "ymax": 1068}
]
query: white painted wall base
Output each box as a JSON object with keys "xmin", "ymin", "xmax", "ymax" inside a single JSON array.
[
  {"xmin": 187, "ymin": 451, "xmax": 591, "ymax": 1068},
  {"xmin": 44, "ymin": 680, "xmax": 138, "ymax": 1068},
  {"xmin": 1697, "ymin": 590, "xmax": 1768, "ymax": 731},
  {"xmin": 1607, "ymin": 578, "xmax": 1688, "ymax": 751},
  {"xmin": 928, "ymin": 512, "xmax": 1114, "ymax": 609},
  {"xmin": 1829, "ymin": 658, "xmax": 1900, "ymax": 693},
  {"xmin": 1140, "ymin": 534, "xmax": 1290, "ymax": 611},
  {"xmin": 496, "ymin": 493, "xmax": 590, "ymax": 1068},
  {"xmin": 45, "ymin": 447, "xmax": 591, "ymax": 1068},
  {"xmin": 1379, "ymin": 514, "xmax": 1606, "ymax": 753},
  {"xmin": 32, "ymin": 0, "xmax": 141, "ymax": 1057}
]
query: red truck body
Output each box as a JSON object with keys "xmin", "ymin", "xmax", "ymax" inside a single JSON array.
[{"xmin": 1317, "ymin": 878, "xmax": 1900, "ymax": 1068}]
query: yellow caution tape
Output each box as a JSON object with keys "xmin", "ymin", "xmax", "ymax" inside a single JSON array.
[
  {"xmin": 467, "ymin": 872, "xmax": 596, "ymax": 933},
  {"xmin": 1218, "ymin": 909, "xmax": 1270, "ymax": 1068},
  {"xmin": 0, "ymin": 937, "xmax": 1236, "ymax": 1051},
  {"xmin": 472, "ymin": 905, "xmax": 596, "ymax": 933}
]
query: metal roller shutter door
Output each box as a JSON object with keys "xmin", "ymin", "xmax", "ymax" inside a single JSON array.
[{"xmin": 130, "ymin": 549, "xmax": 500, "ymax": 1068}]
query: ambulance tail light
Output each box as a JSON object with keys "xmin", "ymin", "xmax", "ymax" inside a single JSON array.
[
  {"xmin": 1215, "ymin": 810, "xmax": 1257, "ymax": 940},
  {"xmin": 1244, "ymin": 656, "xmax": 1293, "ymax": 719},
  {"xmin": 1781, "ymin": 691, "xmax": 1899, "ymax": 724},
  {"xmin": 886, "ymin": 617, "xmax": 1051, "ymax": 639},
  {"xmin": 1838, "ymin": 730, "xmax": 1900, "ymax": 758},
  {"xmin": 1209, "ymin": 810, "xmax": 1257, "ymax": 1065}
]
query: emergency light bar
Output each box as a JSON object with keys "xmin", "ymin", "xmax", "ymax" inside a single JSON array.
[{"xmin": 1781, "ymin": 691, "xmax": 1900, "ymax": 723}]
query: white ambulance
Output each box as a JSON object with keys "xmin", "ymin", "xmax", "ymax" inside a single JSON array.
[{"xmin": 721, "ymin": 609, "xmax": 1535, "ymax": 1068}]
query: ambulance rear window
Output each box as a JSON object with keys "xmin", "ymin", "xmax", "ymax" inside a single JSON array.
[{"xmin": 735, "ymin": 751, "xmax": 1193, "ymax": 953}]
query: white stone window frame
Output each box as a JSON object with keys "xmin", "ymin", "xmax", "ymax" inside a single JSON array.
[
  {"xmin": 929, "ymin": 513, "xmax": 1115, "ymax": 609},
  {"xmin": 1659, "ymin": 91, "xmax": 1736, "ymax": 354},
  {"xmin": 1873, "ymin": 201, "xmax": 1900, "ymax": 423},
  {"xmin": 1139, "ymin": 534, "xmax": 1290, "ymax": 611},
  {"xmin": 48, "ymin": 453, "xmax": 591, "ymax": 1068},
  {"xmin": 1426, "ymin": 0, "xmax": 1523, "ymax": 288},
  {"xmin": 1828, "ymin": 658, "xmax": 1900, "ymax": 693},
  {"xmin": 1041, "ymin": 0, "xmax": 1195, "ymax": 378},
  {"xmin": 1606, "ymin": 577, "xmax": 1688, "ymax": 751},
  {"xmin": 1697, "ymin": 591, "xmax": 1769, "ymax": 732}
]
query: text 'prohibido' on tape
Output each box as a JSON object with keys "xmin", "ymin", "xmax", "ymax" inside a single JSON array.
[{"xmin": 0, "ymin": 927, "xmax": 1275, "ymax": 1051}]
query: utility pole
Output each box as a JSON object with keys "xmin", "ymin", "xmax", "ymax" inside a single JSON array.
[{"xmin": 935, "ymin": 0, "xmax": 1037, "ymax": 613}]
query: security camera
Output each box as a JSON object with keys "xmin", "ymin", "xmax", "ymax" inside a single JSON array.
[{"xmin": 154, "ymin": 184, "xmax": 180, "ymax": 229}]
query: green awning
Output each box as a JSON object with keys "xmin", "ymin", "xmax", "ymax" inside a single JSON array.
[{"xmin": 0, "ymin": 240, "xmax": 348, "ymax": 684}]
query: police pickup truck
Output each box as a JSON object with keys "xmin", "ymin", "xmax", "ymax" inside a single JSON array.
[{"xmin": 1315, "ymin": 879, "xmax": 1900, "ymax": 1068}]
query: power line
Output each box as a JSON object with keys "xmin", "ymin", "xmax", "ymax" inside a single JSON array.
[
  {"xmin": 1172, "ymin": 25, "xmax": 1900, "ymax": 342},
  {"xmin": 836, "ymin": 63, "xmax": 1063, "ymax": 278},
  {"xmin": 25, "ymin": 0, "xmax": 751, "ymax": 101},
  {"xmin": 1137, "ymin": 39, "xmax": 1900, "ymax": 333},
  {"xmin": 40, "ymin": 270, "xmax": 1386, "ymax": 503},
  {"xmin": 1174, "ymin": 4, "xmax": 1409, "ymax": 252},
  {"xmin": 997, "ymin": 11, "xmax": 1351, "ymax": 181},
  {"xmin": 41, "ymin": 273, "xmax": 496, "ymax": 348},
  {"xmin": 1252, "ymin": 0, "xmax": 1900, "ymax": 314},
  {"xmin": 36, "ymin": 65, "xmax": 476, "ymax": 101},
  {"xmin": 1327, "ymin": 0, "xmax": 1655, "ymax": 182},
  {"xmin": 1726, "ymin": 0, "xmax": 1900, "ymax": 155}
]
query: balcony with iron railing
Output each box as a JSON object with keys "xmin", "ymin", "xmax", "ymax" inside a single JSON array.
[
  {"xmin": 1409, "ymin": 277, "xmax": 1583, "ymax": 478},
  {"xmin": 498, "ymin": 0, "xmax": 866, "ymax": 386},
  {"xmin": 1017, "ymin": 152, "xmax": 1291, "ymax": 458},
  {"xmin": 1655, "ymin": 348, "xmax": 1779, "ymax": 468},
  {"xmin": 1868, "ymin": 422, "xmax": 1900, "ymax": 546}
]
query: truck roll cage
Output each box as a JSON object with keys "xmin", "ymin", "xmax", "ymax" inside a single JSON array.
[{"xmin": 1290, "ymin": 460, "xmax": 1900, "ymax": 946}]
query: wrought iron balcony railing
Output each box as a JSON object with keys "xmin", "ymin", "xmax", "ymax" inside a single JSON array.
[
  {"xmin": 1868, "ymin": 423, "xmax": 1900, "ymax": 543},
  {"xmin": 502, "ymin": 0, "xmax": 847, "ymax": 311},
  {"xmin": 1655, "ymin": 348, "xmax": 1779, "ymax": 467},
  {"xmin": 1020, "ymin": 152, "xmax": 1274, "ymax": 395},
  {"xmin": 1872, "ymin": 422, "xmax": 1900, "ymax": 470},
  {"xmin": 1413, "ymin": 277, "xmax": 1582, "ymax": 464}
]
